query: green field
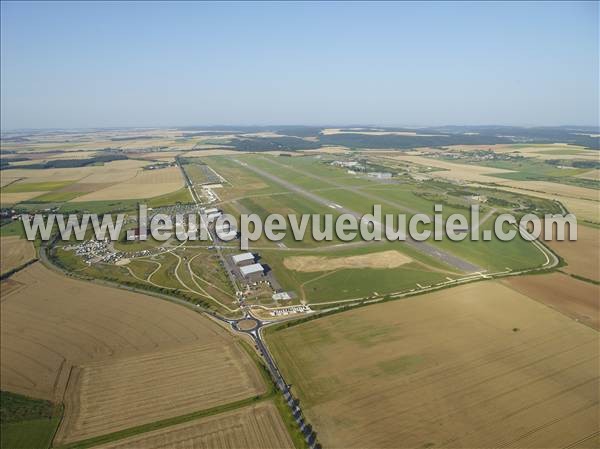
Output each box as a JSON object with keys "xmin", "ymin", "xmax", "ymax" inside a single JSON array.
[
  {"xmin": 0, "ymin": 391, "xmax": 62, "ymax": 449},
  {"xmin": 146, "ymin": 187, "xmax": 193, "ymax": 207},
  {"xmin": 27, "ymin": 190, "xmax": 85, "ymax": 203},
  {"xmin": 440, "ymin": 155, "xmax": 598, "ymax": 189},
  {"xmin": 200, "ymin": 156, "xmax": 283, "ymax": 200},
  {"xmin": 59, "ymin": 199, "xmax": 141, "ymax": 214},
  {"xmin": 0, "ymin": 220, "xmax": 26, "ymax": 237},
  {"xmin": 242, "ymin": 155, "xmax": 547, "ymax": 273},
  {"xmin": 2, "ymin": 181, "xmax": 75, "ymax": 193},
  {"xmin": 261, "ymin": 242, "xmax": 453, "ymax": 303}
]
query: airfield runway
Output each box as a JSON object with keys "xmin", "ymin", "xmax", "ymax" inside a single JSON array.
[{"xmin": 234, "ymin": 159, "xmax": 480, "ymax": 273}]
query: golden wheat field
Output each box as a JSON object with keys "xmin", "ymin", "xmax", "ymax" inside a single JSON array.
[
  {"xmin": 55, "ymin": 342, "xmax": 265, "ymax": 444},
  {"xmin": 0, "ymin": 264, "xmax": 263, "ymax": 412},
  {"xmin": 0, "ymin": 236, "xmax": 36, "ymax": 275},
  {"xmin": 1, "ymin": 191, "xmax": 48, "ymax": 205},
  {"xmin": 92, "ymin": 402, "xmax": 294, "ymax": 449},
  {"xmin": 504, "ymin": 273, "xmax": 599, "ymax": 331},
  {"xmin": 72, "ymin": 166, "xmax": 184, "ymax": 201},
  {"xmin": 267, "ymin": 281, "xmax": 599, "ymax": 449},
  {"xmin": 543, "ymin": 223, "xmax": 599, "ymax": 281}
]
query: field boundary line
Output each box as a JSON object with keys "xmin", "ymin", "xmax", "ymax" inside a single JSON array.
[
  {"xmin": 0, "ymin": 257, "xmax": 39, "ymax": 281},
  {"xmin": 53, "ymin": 394, "xmax": 275, "ymax": 449}
]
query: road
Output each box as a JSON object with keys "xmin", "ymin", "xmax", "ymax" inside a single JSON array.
[
  {"xmin": 234, "ymin": 158, "xmax": 481, "ymax": 273},
  {"xmin": 215, "ymin": 312, "xmax": 320, "ymax": 448},
  {"xmin": 177, "ymin": 158, "xmax": 320, "ymax": 446}
]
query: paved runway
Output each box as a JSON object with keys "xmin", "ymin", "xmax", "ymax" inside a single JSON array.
[{"xmin": 235, "ymin": 158, "xmax": 481, "ymax": 273}]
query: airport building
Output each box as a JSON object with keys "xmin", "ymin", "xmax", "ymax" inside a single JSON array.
[
  {"xmin": 272, "ymin": 292, "xmax": 292, "ymax": 301},
  {"xmin": 239, "ymin": 263, "xmax": 264, "ymax": 278},
  {"xmin": 368, "ymin": 172, "xmax": 392, "ymax": 179},
  {"xmin": 232, "ymin": 252, "xmax": 255, "ymax": 265}
]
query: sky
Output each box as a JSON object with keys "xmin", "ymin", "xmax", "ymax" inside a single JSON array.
[{"xmin": 1, "ymin": 1, "xmax": 598, "ymax": 130}]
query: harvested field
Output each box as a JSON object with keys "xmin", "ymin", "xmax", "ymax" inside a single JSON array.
[
  {"xmin": 384, "ymin": 154, "xmax": 600, "ymax": 222},
  {"xmin": 544, "ymin": 223, "xmax": 599, "ymax": 281},
  {"xmin": 268, "ymin": 281, "xmax": 599, "ymax": 449},
  {"xmin": 1, "ymin": 191, "xmax": 47, "ymax": 205},
  {"xmin": 386, "ymin": 154, "xmax": 516, "ymax": 182},
  {"xmin": 184, "ymin": 149, "xmax": 241, "ymax": 157},
  {"xmin": 0, "ymin": 263, "xmax": 258, "ymax": 404},
  {"xmin": 0, "ymin": 176, "xmax": 23, "ymax": 187},
  {"xmin": 93, "ymin": 402, "xmax": 294, "ymax": 449},
  {"xmin": 55, "ymin": 343, "xmax": 265, "ymax": 444},
  {"xmin": 73, "ymin": 166, "xmax": 183, "ymax": 201},
  {"xmin": 577, "ymin": 169, "xmax": 600, "ymax": 181},
  {"xmin": 301, "ymin": 146, "xmax": 350, "ymax": 154},
  {"xmin": 283, "ymin": 250, "xmax": 412, "ymax": 272},
  {"xmin": 0, "ymin": 236, "xmax": 36, "ymax": 275},
  {"xmin": 504, "ymin": 273, "xmax": 599, "ymax": 330},
  {"xmin": 387, "ymin": 154, "xmax": 599, "ymax": 200},
  {"xmin": 496, "ymin": 188, "xmax": 600, "ymax": 224},
  {"xmin": 2, "ymin": 160, "xmax": 148, "ymax": 185},
  {"xmin": 504, "ymin": 180, "xmax": 598, "ymax": 201}
]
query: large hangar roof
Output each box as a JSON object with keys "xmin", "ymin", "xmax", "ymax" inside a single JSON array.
[
  {"xmin": 232, "ymin": 252, "xmax": 255, "ymax": 264},
  {"xmin": 240, "ymin": 263, "xmax": 264, "ymax": 277}
]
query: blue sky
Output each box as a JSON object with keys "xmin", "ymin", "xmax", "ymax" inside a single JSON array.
[{"xmin": 1, "ymin": 1, "xmax": 598, "ymax": 129}]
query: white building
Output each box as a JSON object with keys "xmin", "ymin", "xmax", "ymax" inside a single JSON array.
[
  {"xmin": 368, "ymin": 172, "xmax": 392, "ymax": 179},
  {"xmin": 332, "ymin": 160, "xmax": 359, "ymax": 168},
  {"xmin": 239, "ymin": 263, "xmax": 264, "ymax": 277},
  {"xmin": 272, "ymin": 292, "xmax": 292, "ymax": 301},
  {"xmin": 232, "ymin": 252, "xmax": 255, "ymax": 265}
]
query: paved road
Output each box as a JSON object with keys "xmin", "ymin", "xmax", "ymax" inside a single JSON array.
[
  {"xmin": 178, "ymin": 158, "xmax": 319, "ymax": 447},
  {"xmin": 216, "ymin": 312, "xmax": 320, "ymax": 448},
  {"xmin": 234, "ymin": 158, "xmax": 481, "ymax": 273}
]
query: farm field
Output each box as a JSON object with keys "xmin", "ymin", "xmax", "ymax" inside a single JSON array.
[
  {"xmin": 1, "ymin": 159, "xmax": 149, "ymax": 185},
  {"xmin": 266, "ymin": 281, "xmax": 599, "ymax": 449},
  {"xmin": 92, "ymin": 402, "xmax": 294, "ymax": 449},
  {"xmin": 0, "ymin": 263, "xmax": 261, "ymax": 406},
  {"xmin": 377, "ymin": 153, "xmax": 600, "ymax": 224},
  {"xmin": 504, "ymin": 273, "xmax": 599, "ymax": 330},
  {"xmin": 542, "ymin": 223, "xmax": 599, "ymax": 281},
  {"xmin": 0, "ymin": 236, "xmax": 35, "ymax": 275},
  {"xmin": 1, "ymin": 191, "xmax": 48, "ymax": 205},
  {"xmin": 72, "ymin": 166, "xmax": 184, "ymax": 201},
  {"xmin": 55, "ymin": 342, "xmax": 265, "ymax": 444},
  {"xmin": 577, "ymin": 168, "xmax": 600, "ymax": 180},
  {"xmin": 0, "ymin": 160, "xmax": 151, "ymax": 204},
  {"xmin": 385, "ymin": 154, "xmax": 599, "ymax": 198}
]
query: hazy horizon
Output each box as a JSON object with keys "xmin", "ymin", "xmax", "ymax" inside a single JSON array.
[
  {"xmin": 1, "ymin": 1, "xmax": 598, "ymax": 130},
  {"xmin": 2, "ymin": 123, "xmax": 600, "ymax": 134}
]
